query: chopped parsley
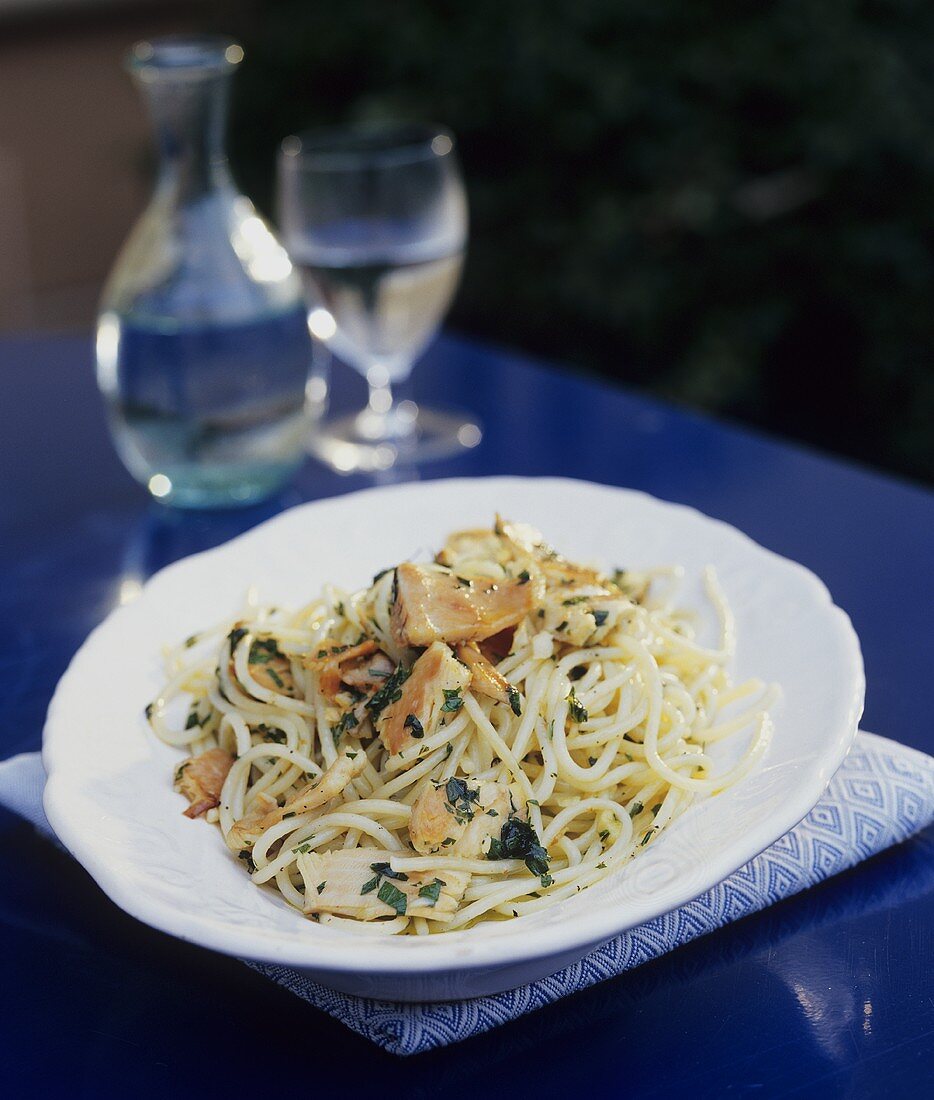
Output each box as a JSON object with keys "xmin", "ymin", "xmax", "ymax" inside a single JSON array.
[
  {"xmin": 441, "ymin": 688, "xmax": 464, "ymax": 713},
  {"xmin": 265, "ymin": 666, "xmax": 285, "ymax": 689},
  {"xmin": 369, "ymin": 861, "xmax": 409, "ymax": 882},
  {"xmin": 507, "ymin": 686, "xmax": 522, "ymax": 717},
  {"xmin": 257, "ymin": 724, "xmax": 286, "ymax": 743},
  {"xmin": 651, "ymin": 803, "xmax": 663, "ymax": 817},
  {"xmin": 227, "ymin": 625, "xmax": 248, "ymax": 652},
  {"xmin": 443, "ymin": 777, "xmax": 481, "ymax": 823},
  {"xmin": 487, "ymin": 817, "xmax": 550, "ymax": 877},
  {"xmin": 249, "ymin": 636, "xmax": 283, "ymax": 665},
  {"xmin": 316, "ymin": 881, "xmax": 327, "ymax": 894},
  {"xmin": 184, "ymin": 708, "xmax": 203, "ymax": 730},
  {"xmin": 562, "ymin": 595, "xmax": 589, "ymax": 606},
  {"xmin": 592, "ymin": 609, "xmax": 609, "ymax": 627},
  {"xmin": 361, "ymin": 862, "xmax": 409, "ymax": 895},
  {"xmin": 377, "ymin": 881, "xmax": 408, "ymax": 916},
  {"xmin": 567, "ymin": 686, "xmax": 588, "ymax": 723},
  {"xmin": 517, "ymin": 569, "xmax": 531, "ymax": 584},
  {"xmin": 144, "ymin": 702, "xmax": 154, "ymax": 720},
  {"xmin": 237, "ymin": 850, "xmax": 256, "ymax": 873},
  {"xmin": 184, "ymin": 633, "xmax": 199, "ymax": 648},
  {"xmin": 417, "ymin": 878, "xmax": 446, "ymax": 905},
  {"xmin": 331, "ymin": 710, "xmax": 359, "ymax": 743},
  {"xmin": 403, "ymin": 713, "xmax": 425, "ymax": 738},
  {"xmin": 365, "ymin": 664, "xmax": 411, "ymax": 719},
  {"xmin": 629, "ymin": 801, "xmax": 644, "ymax": 817}
]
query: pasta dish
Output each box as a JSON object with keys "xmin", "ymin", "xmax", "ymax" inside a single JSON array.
[{"xmin": 147, "ymin": 517, "xmax": 776, "ymax": 934}]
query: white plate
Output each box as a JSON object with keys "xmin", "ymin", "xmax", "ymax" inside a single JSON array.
[{"xmin": 42, "ymin": 477, "xmax": 864, "ymax": 1000}]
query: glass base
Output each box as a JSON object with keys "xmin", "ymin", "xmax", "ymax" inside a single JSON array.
[
  {"xmin": 139, "ymin": 460, "xmax": 303, "ymax": 509},
  {"xmin": 308, "ymin": 402, "xmax": 482, "ymax": 473}
]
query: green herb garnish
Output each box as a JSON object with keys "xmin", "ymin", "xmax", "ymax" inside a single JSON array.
[
  {"xmin": 507, "ymin": 686, "xmax": 522, "ymax": 717},
  {"xmin": 331, "ymin": 710, "xmax": 359, "ymax": 743},
  {"xmin": 417, "ymin": 879, "xmax": 445, "ymax": 905},
  {"xmin": 365, "ymin": 664, "xmax": 411, "ymax": 719},
  {"xmin": 403, "ymin": 713, "xmax": 425, "ymax": 738},
  {"xmin": 444, "ymin": 777, "xmax": 480, "ymax": 822},
  {"xmin": 369, "ymin": 861, "xmax": 408, "ymax": 882},
  {"xmin": 249, "ymin": 637, "xmax": 283, "ymax": 665},
  {"xmin": 440, "ymin": 688, "xmax": 463, "ymax": 713},
  {"xmin": 377, "ymin": 881, "xmax": 408, "ymax": 916},
  {"xmin": 567, "ymin": 686, "xmax": 588, "ymax": 723},
  {"xmin": 487, "ymin": 817, "xmax": 550, "ymax": 877}
]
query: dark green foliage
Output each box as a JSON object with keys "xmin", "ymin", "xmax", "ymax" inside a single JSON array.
[{"xmin": 228, "ymin": 2, "xmax": 934, "ymax": 482}]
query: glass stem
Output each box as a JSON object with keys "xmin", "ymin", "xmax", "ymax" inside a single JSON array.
[{"xmin": 367, "ymin": 375, "xmax": 395, "ymax": 421}]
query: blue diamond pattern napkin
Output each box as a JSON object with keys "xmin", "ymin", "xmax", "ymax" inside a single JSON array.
[{"xmin": 1, "ymin": 731, "xmax": 931, "ymax": 1056}]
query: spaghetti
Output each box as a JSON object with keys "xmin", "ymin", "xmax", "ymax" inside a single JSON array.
[{"xmin": 147, "ymin": 517, "xmax": 776, "ymax": 934}]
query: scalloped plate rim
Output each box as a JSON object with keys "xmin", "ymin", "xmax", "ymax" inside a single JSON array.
[{"xmin": 42, "ymin": 476, "xmax": 865, "ymax": 979}]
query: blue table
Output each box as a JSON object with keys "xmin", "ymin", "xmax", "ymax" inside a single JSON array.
[{"xmin": 1, "ymin": 333, "xmax": 932, "ymax": 1097}]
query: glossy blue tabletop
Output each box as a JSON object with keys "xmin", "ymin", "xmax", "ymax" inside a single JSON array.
[{"xmin": 1, "ymin": 333, "xmax": 932, "ymax": 1097}]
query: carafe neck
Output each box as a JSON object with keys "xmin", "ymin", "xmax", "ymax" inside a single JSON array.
[{"xmin": 129, "ymin": 37, "xmax": 242, "ymax": 199}]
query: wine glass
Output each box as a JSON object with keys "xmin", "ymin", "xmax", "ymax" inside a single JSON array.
[{"xmin": 277, "ymin": 122, "xmax": 480, "ymax": 472}]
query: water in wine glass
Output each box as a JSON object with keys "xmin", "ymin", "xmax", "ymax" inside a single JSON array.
[
  {"xmin": 292, "ymin": 238, "xmax": 464, "ymax": 382},
  {"xmin": 277, "ymin": 122, "xmax": 479, "ymax": 469}
]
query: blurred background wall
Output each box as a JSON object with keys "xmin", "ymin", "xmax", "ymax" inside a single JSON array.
[{"xmin": 1, "ymin": 0, "xmax": 932, "ymax": 483}]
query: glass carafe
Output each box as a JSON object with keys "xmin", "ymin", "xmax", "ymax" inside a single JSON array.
[{"xmin": 96, "ymin": 36, "xmax": 313, "ymax": 508}]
